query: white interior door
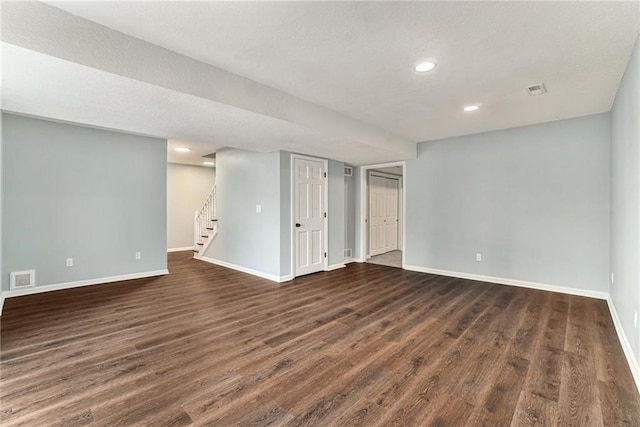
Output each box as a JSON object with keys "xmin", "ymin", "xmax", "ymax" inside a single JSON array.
[
  {"xmin": 384, "ymin": 178, "xmax": 399, "ymax": 252},
  {"xmin": 369, "ymin": 175, "xmax": 386, "ymax": 256},
  {"xmin": 294, "ymin": 158, "xmax": 326, "ymax": 277}
]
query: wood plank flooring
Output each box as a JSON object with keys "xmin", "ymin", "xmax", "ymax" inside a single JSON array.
[{"xmin": 1, "ymin": 251, "xmax": 639, "ymax": 426}]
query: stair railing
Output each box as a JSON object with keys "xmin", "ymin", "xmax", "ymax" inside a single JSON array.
[{"xmin": 193, "ymin": 185, "xmax": 216, "ymax": 256}]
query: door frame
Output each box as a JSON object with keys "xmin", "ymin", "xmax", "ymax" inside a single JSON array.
[
  {"xmin": 290, "ymin": 153, "xmax": 329, "ymax": 277},
  {"xmin": 359, "ymin": 161, "xmax": 406, "ymax": 269},
  {"xmin": 368, "ymin": 170, "xmax": 402, "ymax": 255}
]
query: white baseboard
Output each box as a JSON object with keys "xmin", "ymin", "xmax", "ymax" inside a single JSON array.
[
  {"xmin": 0, "ymin": 269, "xmax": 169, "ymax": 315},
  {"xmin": 607, "ymin": 297, "xmax": 640, "ymax": 393},
  {"xmin": 199, "ymin": 256, "xmax": 291, "ymax": 283},
  {"xmin": 0, "ymin": 293, "xmax": 4, "ymax": 316},
  {"xmin": 167, "ymin": 246, "xmax": 193, "ymax": 252},
  {"xmin": 403, "ymin": 265, "xmax": 609, "ymax": 300},
  {"xmin": 326, "ymin": 263, "xmax": 346, "ymax": 271}
]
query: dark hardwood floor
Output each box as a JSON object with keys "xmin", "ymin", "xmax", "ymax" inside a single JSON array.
[{"xmin": 1, "ymin": 251, "xmax": 639, "ymax": 426}]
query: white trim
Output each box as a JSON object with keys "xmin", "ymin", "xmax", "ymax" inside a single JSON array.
[
  {"xmin": 200, "ymin": 256, "xmax": 292, "ymax": 283},
  {"xmin": 359, "ymin": 161, "xmax": 407, "ymax": 268},
  {"xmin": 326, "ymin": 263, "xmax": 346, "ymax": 271},
  {"xmin": 0, "ymin": 270, "xmax": 169, "ymax": 315},
  {"xmin": 607, "ymin": 297, "xmax": 640, "ymax": 393},
  {"xmin": 403, "ymin": 264, "xmax": 609, "ymax": 300},
  {"xmin": 0, "ymin": 293, "xmax": 5, "ymax": 316},
  {"xmin": 290, "ymin": 154, "xmax": 330, "ymax": 278},
  {"xmin": 167, "ymin": 246, "xmax": 193, "ymax": 252}
]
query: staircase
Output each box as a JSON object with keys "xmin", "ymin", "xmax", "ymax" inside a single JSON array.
[{"xmin": 193, "ymin": 185, "xmax": 217, "ymax": 258}]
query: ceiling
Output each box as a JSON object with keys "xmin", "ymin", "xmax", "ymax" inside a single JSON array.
[{"xmin": 2, "ymin": 1, "xmax": 639, "ymax": 166}]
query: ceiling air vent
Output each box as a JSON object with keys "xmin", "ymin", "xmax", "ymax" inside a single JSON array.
[
  {"xmin": 527, "ymin": 83, "xmax": 547, "ymax": 96},
  {"xmin": 10, "ymin": 270, "xmax": 35, "ymax": 290},
  {"xmin": 344, "ymin": 166, "xmax": 353, "ymax": 177}
]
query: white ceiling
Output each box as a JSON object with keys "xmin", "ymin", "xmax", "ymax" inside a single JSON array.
[
  {"xmin": 3, "ymin": 43, "xmax": 395, "ymax": 166},
  {"xmin": 2, "ymin": 1, "xmax": 639, "ymax": 165}
]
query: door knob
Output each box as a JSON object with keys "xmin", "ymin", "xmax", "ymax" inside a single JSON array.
[{"xmin": 295, "ymin": 223, "xmax": 301, "ymax": 227}]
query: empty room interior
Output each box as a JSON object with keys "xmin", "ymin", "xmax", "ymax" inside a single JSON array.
[{"xmin": 1, "ymin": 1, "xmax": 640, "ymax": 425}]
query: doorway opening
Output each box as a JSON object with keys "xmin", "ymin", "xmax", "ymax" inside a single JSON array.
[{"xmin": 359, "ymin": 162, "xmax": 405, "ymax": 269}]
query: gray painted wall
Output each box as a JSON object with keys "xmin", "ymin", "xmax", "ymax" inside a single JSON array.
[
  {"xmin": 611, "ymin": 35, "xmax": 640, "ymax": 361},
  {"xmin": 2, "ymin": 114, "xmax": 167, "ymax": 291},
  {"xmin": 354, "ymin": 167, "xmax": 363, "ymax": 261},
  {"xmin": 344, "ymin": 166, "xmax": 356, "ymax": 259},
  {"xmin": 328, "ymin": 159, "xmax": 345, "ymax": 266},
  {"xmin": 280, "ymin": 151, "xmax": 292, "ymax": 277},
  {"xmin": 167, "ymin": 163, "xmax": 215, "ymax": 249},
  {"xmin": 405, "ymin": 113, "xmax": 611, "ymax": 293},
  {"xmin": 203, "ymin": 148, "xmax": 281, "ymax": 277}
]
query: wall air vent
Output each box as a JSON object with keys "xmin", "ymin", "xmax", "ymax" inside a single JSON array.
[
  {"xmin": 345, "ymin": 249, "xmax": 353, "ymax": 259},
  {"xmin": 10, "ymin": 270, "xmax": 35, "ymax": 290},
  {"xmin": 344, "ymin": 166, "xmax": 353, "ymax": 177},
  {"xmin": 527, "ymin": 83, "xmax": 547, "ymax": 96}
]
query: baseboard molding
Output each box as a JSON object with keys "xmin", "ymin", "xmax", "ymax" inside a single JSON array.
[
  {"xmin": 607, "ymin": 297, "xmax": 640, "ymax": 393},
  {"xmin": 167, "ymin": 246, "xmax": 193, "ymax": 252},
  {"xmin": 0, "ymin": 293, "xmax": 5, "ymax": 316},
  {"xmin": 326, "ymin": 263, "xmax": 346, "ymax": 271},
  {"xmin": 403, "ymin": 265, "xmax": 609, "ymax": 300},
  {"xmin": 199, "ymin": 256, "xmax": 291, "ymax": 283},
  {"xmin": 0, "ymin": 269, "xmax": 169, "ymax": 315}
]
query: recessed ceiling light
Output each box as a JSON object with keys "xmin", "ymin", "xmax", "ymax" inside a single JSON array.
[
  {"xmin": 203, "ymin": 161, "xmax": 214, "ymax": 166},
  {"xmin": 415, "ymin": 61, "xmax": 436, "ymax": 72},
  {"xmin": 463, "ymin": 105, "xmax": 480, "ymax": 112},
  {"xmin": 174, "ymin": 147, "xmax": 191, "ymax": 152}
]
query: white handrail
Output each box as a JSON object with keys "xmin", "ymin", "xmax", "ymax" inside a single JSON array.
[{"xmin": 194, "ymin": 185, "xmax": 217, "ymax": 256}]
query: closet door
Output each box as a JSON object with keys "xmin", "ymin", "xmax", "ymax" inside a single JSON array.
[
  {"xmin": 384, "ymin": 177, "xmax": 399, "ymax": 252},
  {"xmin": 369, "ymin": 175, "xmax": 386, "ymax": 256}
]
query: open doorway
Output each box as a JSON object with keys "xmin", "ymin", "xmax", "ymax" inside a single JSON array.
[{"xmin": 359, "ymin": 162, "xmax": 405, "ymax": 269}]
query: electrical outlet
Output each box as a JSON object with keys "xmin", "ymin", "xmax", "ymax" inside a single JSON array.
[
  {"xmin": 135, "ymin": 252, "xmax": 141, "ymax": 260},
  {"xmin": 66, "ymin": 258, "xmax": 73, "ymax": 267},
  {"xmin": 634, "ymin": 311, "xmax": 638, "ymax": 329},
  {"xmin": 611, "ymin": 272, "xmax": 615, "ymax": 284},
  {"xmin": 256, "ymin": 204, "xmax": 262, "ymax": 214},
  {"xmin": 476, "ymin": 253, "xmax": 482, "ymax": 262}
]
